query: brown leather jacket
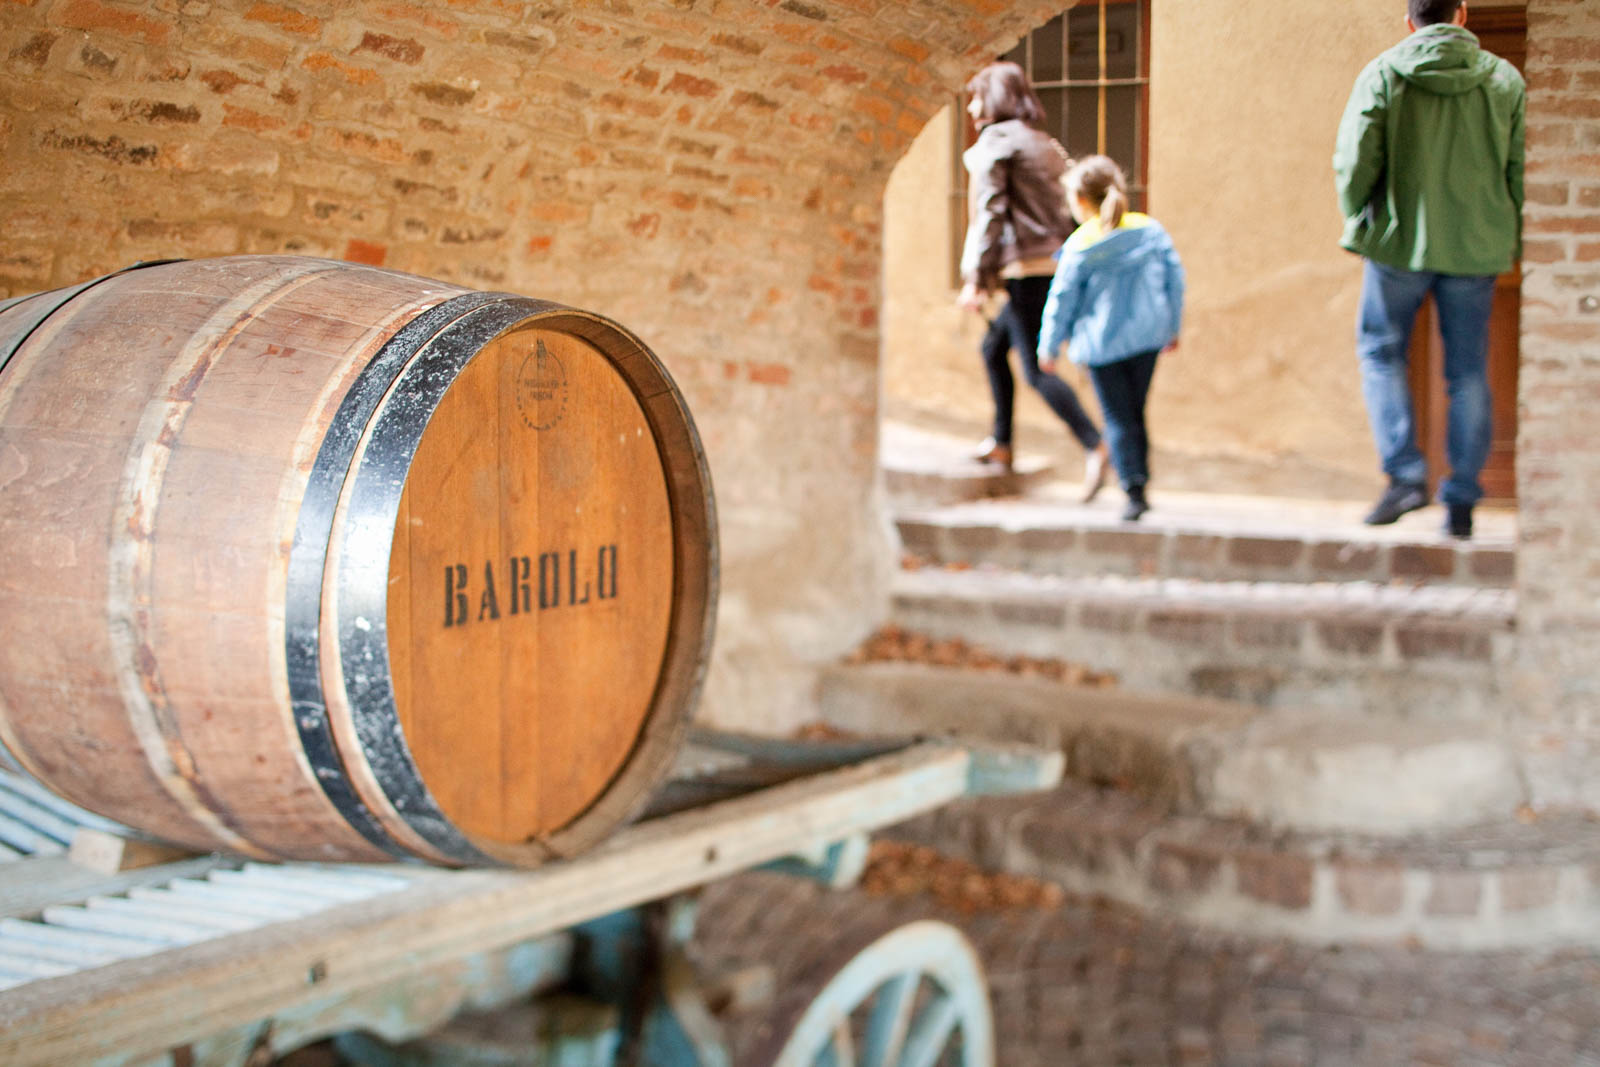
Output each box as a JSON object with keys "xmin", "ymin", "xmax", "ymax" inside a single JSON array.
[{"xmin": 959, "ymin": 119, "xmax": 1073, "ymax": 291}]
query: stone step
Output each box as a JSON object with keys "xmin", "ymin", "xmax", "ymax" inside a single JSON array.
[
  {"xmin": 888, "ymin": 566, "xmax": 1515, "ymax": 717},
  {"xmin": 885, "ymin": 779, "xmax": 1598, "ymax": 951},
  {"xmin": 819, "ymin": 661, "xmax": 1251, "ymax": 816},
  {"xmin": 896, "ymin": 499, "xmax": 1516, "ymax": 589},
  {"xmin": 880, "ymin": 420, "xmax": 1058, "ymax": 506},
  {"xmin": 819, "ymin": 662, "xmax": 1524, "ymax": 836}
]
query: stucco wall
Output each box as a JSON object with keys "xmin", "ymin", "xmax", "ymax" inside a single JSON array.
[{"xmin": 884, "ymin": 0, "xmax": 1415, "ymax": 497}]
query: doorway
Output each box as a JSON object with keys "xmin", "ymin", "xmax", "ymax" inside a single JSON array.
[{"xmin": 1407, "ymin": 4, "xmax": 1526, "ymax": 504}]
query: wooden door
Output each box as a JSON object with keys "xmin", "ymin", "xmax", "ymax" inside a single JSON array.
[{"xmin": 1408, "ymin": 6, "xmax": 1524, "ymax": 504}]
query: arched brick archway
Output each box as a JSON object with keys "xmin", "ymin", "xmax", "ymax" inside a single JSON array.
[
  {"xmin": 0, "ymin": 1, "xmax": 1595, "ymax": 774},
  {"xmin": 0, "ymin": 0, "xmax": 1061, "ymax": 732}
]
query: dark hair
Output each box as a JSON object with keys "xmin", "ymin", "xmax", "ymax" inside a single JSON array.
[
  {"xmin": 1066, "ymin": 155, "xmax": 1128, "ymax": 235},
  {"xmin": 965, "ymin": 61, "xmax": 1045, "ymax": 128},
  {"xmin": 1408, "ymin": 0, "xmax": 1462, "ymax": 26}
]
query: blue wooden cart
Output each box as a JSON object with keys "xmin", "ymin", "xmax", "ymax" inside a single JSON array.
[{"xmin": 0, "ymin": 730, "xmax": 1060, "ymax": 1066}]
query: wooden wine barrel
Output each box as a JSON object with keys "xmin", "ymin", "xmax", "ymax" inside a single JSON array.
[{"xmin": 0, "ymin": 256, "xmax": 717, "ymax": 867}]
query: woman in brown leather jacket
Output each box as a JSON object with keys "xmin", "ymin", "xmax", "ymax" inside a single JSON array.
[{"xmin": 958, "ymin": 61, "xmax": 1107, "ymax": 498}]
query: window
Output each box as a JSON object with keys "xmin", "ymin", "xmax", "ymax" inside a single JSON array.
[{"xmin": 950, "ymin": 1, "xmax": 1151, "ymax": 280}]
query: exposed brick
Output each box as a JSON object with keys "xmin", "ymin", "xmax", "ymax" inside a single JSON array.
[
  {"xmin": 1079, "ymin": 605, "xmax": 1139, "ymax": 632},
  {"xmin": 342, "ymin": 238, "xmax": 387, "ymax": 266},
  {"xmin": 1227, "ymin": 537, "xmax": 1304, "ymax": 570},
  {"xmin": 1235, "ymin": 852, "xmax": 1314, "ymax": 910},
  {"xmin": 1230, "ymin": 617, "xmax": 1303, "ymax": 650},
  {"xmin": 946, "ymin": 525, "xmax": 1001, "ymax": 552},
  {"xmin": 55, "ymin": 0, "xmax": 171, "ymax": 44},
  {"xmin": 991, "ymin": 600, "xmax": 1066, "ymax": 628},
  {"xmin": 1171, "ymin": 533, "xmax": 1222, "ymax": 565},
  {"xmin": 39, "ymin": 129, "xmax": 158, "ymax": 166},
  {"xmin": 301, "ymin": 52, "xmax": 381, "ymax": 87},
  {"xmin": 1425, "ymin": 870, "xmax": 1483, "ymax": 917},
  {"xmin": 1315, "ymin": 620, "xmax": 1384, "ymax": 656},
  {"xmin": 1149, "ymin": 841, "xmax": 1222, "ymax": 896},
  {"xmin": 10, "ymin": 32, "xmax": 56, "ymax": 67},
  {"xmin": 1394, "ymin": 626, "xmax": 1493, "ymax": 662},
  {"xmin": 243, "ymin": 2, "xmax": 322, "ymax": 38},
  {"xmin": 1469, "ymin": 549, "xmax": 1516, "ymax": 584},
  {"xmin": 1016, "ymin": 527, "xmax": 1076, "ymax": 552},
  {"xmin": 1147, "ymin": 611, "xmax": 1227, "ymax": 648},
  {"xmin": 1391, "ymin": 545, "xmax": 1457, "ymax": 581},
  {"xmin": 1499, "ymin": 867, "xmax": 1561, "ymax": 912},
  {"xmin": 1335, "ymin": 863, "xmax": 1406, "ymax": 916},
  {"xmin": 355, "ymin": 31, "xmax": 425, "ymax": 64},
  {"xmin": 896, "ymin": 520, "xmax": 939, "ymax": 555},
  {"xmin": 1309, "ymin": 541, "xmax": 1381, "ymax": 578},
  {"xmin": 665, "ymin": 72, "xmax": 719, "ymax": 97},
  {"xmin": 1083, "ymin": 529, "xmax": 1162, "ymax": 560},
  {"xmin": 747, "ymin": 362, "xmax": 790, "ymax": 386}
]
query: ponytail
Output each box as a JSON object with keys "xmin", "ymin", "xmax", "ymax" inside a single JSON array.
[
  {"xmin": 1099, "ymin": 184, "xmax": 1126, "ymax": 235},
  {"xmin": 1066, "ymin": 155, "xmax": 1129, "ymax": 236}
]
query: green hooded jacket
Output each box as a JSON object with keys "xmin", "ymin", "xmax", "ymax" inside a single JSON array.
[{"xmin": 1333, "ymin": 24, "xmax": 1525, "ymax": 276}]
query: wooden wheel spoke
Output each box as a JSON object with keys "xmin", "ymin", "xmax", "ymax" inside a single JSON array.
[
  {"xmin": 819, "ymin": 1017, "xmax": 858, "ymax": 1067},
  {"xmin": 862, "ymin": 972, "xmax": 918, "ymax": 1067},
  {"xmin": 898, "ymin": 990, "xmax": 961, "ymax": 1067},
  {"xmin": 769, "ymin": 922, "xmax": 991, "ymax": 1067}
]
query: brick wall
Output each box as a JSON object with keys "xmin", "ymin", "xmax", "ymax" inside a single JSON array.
[
  {"xmin": 1515, "ymin": 0, "xmax": 1600, "ymax": 806},
  {"xmin": 0, "ymin": 0, "xmax": 1061, "ymax": 732}
]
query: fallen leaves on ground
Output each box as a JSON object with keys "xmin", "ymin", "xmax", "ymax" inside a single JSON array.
[
  {"xmin": 861, "ymin": 840, "xmax": 1065, "ymax": 914},
  {"xmin": 845, "ymin": 624, "xmax": 1117, "ymax": 688}
]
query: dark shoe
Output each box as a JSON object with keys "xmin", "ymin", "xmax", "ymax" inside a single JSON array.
[
  {"xmin": 1442, "ymin": 503, "xmax": 1473, "ymax": 540},
  {"xmin": 1363, "ymin": 482, "xmax": 1427, "ymax": 526},
  {"xmin": 973, "ymin": 437, "xmax": 1013, "ymax": 471},
  {"xmin": 1121, "ymin": 487, "xmax": 1148, "ymax": 522}
]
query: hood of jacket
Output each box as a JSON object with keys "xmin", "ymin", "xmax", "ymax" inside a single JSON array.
[
  {"xmin": 1071, "ymin": 220, "xmax": 1170, "ymax": 271},
  {"xmin": 1381, "ymin": 24, "xmax": 1498, "ymax": 95}
]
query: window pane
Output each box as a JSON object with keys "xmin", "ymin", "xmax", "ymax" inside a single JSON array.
[
  {"xmin": 1040, "ymin": 87, "xmax": 1067, "ymax": 150},
  {"xmin": 1105, "ymin": 0, "xmax": 1140, "ymax": 80},
  {"xmin": 1067, "ymin": 6, "xmax": 1100, "ymax": 81},
  {"xmin": 1106, "ymin": 85, "xmax": 1140, "ymax": 176},
  {"xmin": 1031, "ymin": 14, "xmax": 1064, "ymax": 83},
  {"xmin": 1066, "ymin": 85, "xmax": 1099, "ymax": 161},
  {"xmin": 1001, "ymin": 37, "xmax": 1026, "ymax": 68}
]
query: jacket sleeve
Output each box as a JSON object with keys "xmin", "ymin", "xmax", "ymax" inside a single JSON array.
[
  {"xmin": 958, "ymin": 135, "xmax": 1012, "ymax": 291},
  {"xmin": 1037, "ymin": 251, "xmax": 1083, "ymax": 360},
  {"xmin": 1507, "ymin": 79, "xmax": 1526, "ymax": 217},
  {"xmin": 1161, "ymin": 228, "xmax": 1185, "ymax": 340},
  {"xmin": 1333, "ymin": 62, "xmax": 1388, "ymax": 222}
]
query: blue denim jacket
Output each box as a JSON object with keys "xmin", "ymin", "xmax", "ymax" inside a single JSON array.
[{"xmin": 1037, "ymin": 214, "xmax": 1185, "ymax": 367}]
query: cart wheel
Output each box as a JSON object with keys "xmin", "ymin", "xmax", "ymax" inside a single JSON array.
[{"xmin": 755, "ymin": 919, "xmax": 994, "ymax": 1067}]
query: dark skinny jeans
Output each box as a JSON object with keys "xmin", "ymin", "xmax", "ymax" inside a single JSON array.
[
  {"xmin": 980, "ymin": 275, "xmax": 1102, "ymax": 450},
  {"xmin": 1087, "ymin": 348, "xmax": 1161, "ymax": 491}
]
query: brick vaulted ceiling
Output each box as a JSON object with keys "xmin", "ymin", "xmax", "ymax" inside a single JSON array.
[{"xmin": 0, "ymin": 0, "xmax": 1068, "ymax": 306}]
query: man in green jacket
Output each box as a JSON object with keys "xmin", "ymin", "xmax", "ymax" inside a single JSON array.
[{"xmin": 1333, "ymin": 0, "xmax": 1524, "ymax": 539}]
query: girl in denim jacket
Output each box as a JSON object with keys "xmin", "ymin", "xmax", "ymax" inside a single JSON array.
[{"xmin": 1039, "ymin": 156, "xmax": 1185, "ymax": 521}]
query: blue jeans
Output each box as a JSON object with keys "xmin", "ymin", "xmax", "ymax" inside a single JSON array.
[
  {"xmin": 1356, "ymin": 261, "xmax": 1496, "ymax": 507},
  {"xmin": 1088, "ymin": 349, "xmax": 1160, "ymax": 490}
]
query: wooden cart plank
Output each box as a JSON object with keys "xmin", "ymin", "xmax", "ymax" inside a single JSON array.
[{"xmin": 0, "ymin": 740, "xmax": 972, "ymax": 1066}]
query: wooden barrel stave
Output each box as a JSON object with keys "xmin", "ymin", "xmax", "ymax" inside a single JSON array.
[{"xmin": 0, "ymin": 256, "xmax": 717, "ymax": 866}]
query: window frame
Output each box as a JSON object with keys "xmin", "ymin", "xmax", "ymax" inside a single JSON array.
[{"xmin": 949, "ymin": 0, "xmax": 1152, "ymax": 286}]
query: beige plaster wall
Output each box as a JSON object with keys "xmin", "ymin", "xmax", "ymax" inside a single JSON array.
[{"xmin": 883, "ymin": 0, "xmax": 1415, "ymax": 498}]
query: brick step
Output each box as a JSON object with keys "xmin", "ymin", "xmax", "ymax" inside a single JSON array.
[
  {"xmin": 886, "ymin": 779, "xmax": 1599, "ymax": 950},
  {"xmin": 820, "ymin": 662, "xmax": 1522, "ymax": 836},
  {"xmin": 880, "ymin": 420, "xmax": 1059, "ymax": 506},
  {"xmin": 888, "ymin": 567, "xmax": 1515, "ymax": 717},
  {"xmin": 884, "ymin": 456, "xmax": 1057, "ymax": 507},
  {"xmin": 896, "ymin": 501, "xmax": 1515, "ymax": 589}
]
